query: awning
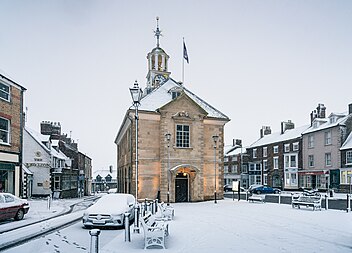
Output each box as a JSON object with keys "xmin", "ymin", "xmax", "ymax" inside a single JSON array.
[{"xmin": 298, "ymin": 170, "xmax": 329, "ymax": 175}]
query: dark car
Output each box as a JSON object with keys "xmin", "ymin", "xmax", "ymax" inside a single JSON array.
[
  {"xmin": 0, "ymin": 193, "xmax": 30, "ymax": 221},
  {"xmin": 250, "ymin": 185, "xmax": 281, "ymax": 194}
]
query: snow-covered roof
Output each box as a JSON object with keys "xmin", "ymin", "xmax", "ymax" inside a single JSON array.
[
  {"xmin": 136, "ymin": 78, "xmax": 229, "ymax": 120},
  {"xmin": 302, "ymin": 113, "xmax": 349, "ymax": 135},
  {"xmin": 93, "ymin": 169, "xmax": 117, "ymax": 178},
  {"xmin": 224, "ymin": 145, "xmax": 247, "ymax": 156},
  {"xmin": 25, "ymin": 127, "xmax": 69, "ymax": 161},
  {"xmin": 25, "ymin": 127, "xmax": 51, "ymax": 153},
  {"xmin": 250, "ymin": 125, "xmax": 310, "ymax": 148},
  {"xmin": 341, "ymin": 132, "xmax": 352, "ymax": 150}
]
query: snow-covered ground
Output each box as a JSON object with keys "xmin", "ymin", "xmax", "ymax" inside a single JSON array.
[{"xmin": 1, "ymin": 197, "xmax": 352, "ymax": 253}]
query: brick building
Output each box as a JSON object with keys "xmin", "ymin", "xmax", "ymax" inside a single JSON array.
[
  {"xmin": 0, "ymin": 73, "xmax": 26, "ymax": 196},
  {"xmin": 115, "ymin": 20, "xmax": 229, "ymax": 202}
]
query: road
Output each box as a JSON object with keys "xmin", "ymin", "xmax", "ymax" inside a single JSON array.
[{"xmin": 2, "ymin": 221, "xmax": 124, "ymax": 253}]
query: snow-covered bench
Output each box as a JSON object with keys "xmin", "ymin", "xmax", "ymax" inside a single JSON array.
[
  {"xmin": 159, "ymin": 203, "xmax": 175, "ymax": 220},
  {"xmin": 141, "ymin": 213, "xmax": 169, "ymax": 249},
  {"xmin": 291, "ymin": 195, "xmax": 322, "ymax": 211},
  {"xmin": 248, "ymin": 195, "xmax": 265, "ymax": 203}
]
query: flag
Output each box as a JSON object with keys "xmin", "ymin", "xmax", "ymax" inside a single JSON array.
[{"xmin": 183, "ymin": 41, "xmax": 189, "ymax": 64}]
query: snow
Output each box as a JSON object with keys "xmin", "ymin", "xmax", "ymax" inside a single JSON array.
[
  {"xmin": 341, "ymin": 132, "xmax": 352, "ymax": 150},
  {"xmin": 1, "ymin": 197, "xmax": 352, "ymax": 253}
]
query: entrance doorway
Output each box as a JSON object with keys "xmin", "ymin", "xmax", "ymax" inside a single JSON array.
[{"xmin": 175, "ymin": 172, "xmax": 188, "ymax": 202}]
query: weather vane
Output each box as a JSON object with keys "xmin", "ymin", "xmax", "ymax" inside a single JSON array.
[{"xmin": 154, "ymin": 16, "xmax": 162, "ymax": 47}]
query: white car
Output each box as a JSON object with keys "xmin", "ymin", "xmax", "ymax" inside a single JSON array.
[
  {"xmin": 82, "ymin": 193, "xmax": 135, "ymax": 228},
  {"xmin": 0, "ymin": 193, "xmax": 30, "ymax": 221}
]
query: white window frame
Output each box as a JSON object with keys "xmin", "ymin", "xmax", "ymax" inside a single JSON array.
[
  {"xmin": 253, "ymin": 149, "xmax": 257, "ymax": 158},
  {"xmin": 325, "ymin": 153, "xmax": 332, "ymax": 166},
  {"xmin": 273, "ymin": 146, "xmax": 278, "ymax": 154},
  {"xmin": 308, "ymin": 135, "xmax": 314, "ymax": 148},
  {"xmin": 273, "ymin": 157, "xmax": 279, "ymax": 169},
  {"xmin": 340, "ymin": 170, "xmax": 352, "ymax": 184},
  {"xmin": 263, "ymin": 147, "xmax": 267, "ymax": 157},
  {"xmin": 176, "ymin": 124, "xmax": 190, "ymax": 148},
  {"xmin": 293, "ymin": 142, "xmax": 299, "ymax": 151},
  {"xmin": 263, "ymin": 174, "xmax": 268, "ymax": 185},
  {"xmin": 284, "ymin": 144, "xmax": 290, "ymax": 152},
  {"xmin": 0, "ymin": 82, "xmax": 10, "ymax": 102},
  {"xmin": 325, "ymin": 130, "xmax": 332, "ymax": 145},
  {"xmin": 0, "ymin": 117, "xmax": 10, "ymax": 144},
  {"xmin": 263, "ymin": 160, "xmax": 268, "ymax": 171},
  {"xmin": 346, "ymin": 151, "xmax": 352, "ymax": 165},
  {"xmin": 308, "ymin": 155, "xmax": 314, "ymax": 167}
]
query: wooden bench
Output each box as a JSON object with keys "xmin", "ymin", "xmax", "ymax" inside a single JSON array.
[
  {"xmin": 248, "ymin": 195, "xmax": 265, "ymax": 203},
  {"xmin": 291, "ymin": 195, "xmax": 322, "ymax": 211},
  {"xmin": 140, "ymin": 213, "xmax": 169, "ymax": 249}
]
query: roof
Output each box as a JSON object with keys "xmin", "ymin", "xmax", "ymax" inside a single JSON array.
[
  {"xmin": 302, "ymin": 113, "xmax": 350, "ymax": 135},
  {"xmin": 25, "ymin": 126, "xmax": 70, "ymax": 161},
  {"xmin": 249, "ymin": 125, "xmax": 310, "ymax": 148},
  {"xmin": 93, "ymin": 169, "xmax": 117, "ymax": 178},
  {"xmin": 136, "ymin": 78, "xmax": 229, "ymax": 120},
  {"xmin": 224, "ymin": 145, "xmax": 247, "ymax": 156},
  {"xmin": 341, "ymin": 132, "xmax": 352, "ymax": 150},
  {"xmin": 0, "ymin": 71, "xmax": 27, "ymax": 91}
]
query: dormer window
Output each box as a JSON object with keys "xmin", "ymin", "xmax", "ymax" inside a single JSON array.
[
  {"xmin": 172, "ymin": 91, "xmax": 181, "ymax": 99},
  {"xmin": 330, "ymin": 117, "xmax": 336, "ymax": 124}
]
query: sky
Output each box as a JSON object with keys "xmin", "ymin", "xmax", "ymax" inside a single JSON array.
[{"xmin": 1, "ymin": 1, "xmax": 352, "ymax": 171}]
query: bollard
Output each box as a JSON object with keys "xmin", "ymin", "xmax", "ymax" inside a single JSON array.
[
  {"xmin": 279, "ymin": 192, "xmax": 281, "ymax": 204},
  {"xmin": 325, "ymin": 195, "xmax": 328, "ymax": 210},
  {"xmin": 133, "ymin": 205, "xmax": 140, "ymax": 233},
  {"xmin": 246, "ymin": 191, "xmax": 248, "ymax": 201},
  {"xmin": 347, "ymin": 194, "xmax": 351, "ymax": 213},
  {"xmin": 291, "ymin": 193, "xmax": 294, "ymax": 205},
  {"xmin": 155, "ymin": 199, "xmax": 158, "ymax": 213},
  {"xmin": 124, "ymin": 213, "xmax": 131, "ymax": 242},
  {"xmin": 47, "ymin": 195, "xmax": 51, "ymax": 210},
  {"xmin": 89, "ymin": 229, "xmax": 101, "ymax": 253},
  {"xmin": 152, "ymin": 200, "xmax": 155, "ymax": 214}
]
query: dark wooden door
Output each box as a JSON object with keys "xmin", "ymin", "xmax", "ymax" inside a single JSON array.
[{"xmin": 175, "ymin": 173, "xmax": 188, "ymax": 202}]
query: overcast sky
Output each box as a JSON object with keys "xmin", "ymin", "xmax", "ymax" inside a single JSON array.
[{"xmin": 1, "ymin": 1, "xmax": 352, "ymax": 171}]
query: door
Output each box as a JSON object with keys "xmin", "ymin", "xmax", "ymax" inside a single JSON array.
[{"xmin": 175, "ymin": 173, "xmax": 188, "ymax": 202}]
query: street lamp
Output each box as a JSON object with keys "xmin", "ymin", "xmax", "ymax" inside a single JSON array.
[
  {"xmin": 212, "ymin": 134, "xmax": 219, "ymax": 204},
  {"xmin": 130, "ymin": 80, "xmax": 143, "ymax": 233},
  {"xmin": 165, "ymin": 132, "xmax": 171, "ymax": 205}
]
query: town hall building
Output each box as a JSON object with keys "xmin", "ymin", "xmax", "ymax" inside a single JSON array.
[{"xmin": 115, "ymin": 19, "xmax": 230, "ymax": 202}]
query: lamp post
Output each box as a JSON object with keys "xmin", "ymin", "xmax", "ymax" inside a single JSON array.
[
  {"xmin": 212, "ymin": 134, "xmax": 219, "ymax": 204},
  {"xmin": 129, "ymin": 80, "xmax": 143, "ymax": 233},
  {"xmin": 165, "ymin": 133, "xmax": 171, "ymax": 205}
]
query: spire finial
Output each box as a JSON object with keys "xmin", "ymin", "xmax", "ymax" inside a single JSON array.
[{"xmin": 154, "ymin": 16, "xmax": 162, "ymax": 47}]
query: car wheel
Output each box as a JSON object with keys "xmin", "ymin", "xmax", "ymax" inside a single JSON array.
[
  {"xmin": 275, "ymin": 190, "xmax": 280, "ymax": 194},
  {"xmin": 256, "ymin": 191, "xmax": 261, "ymax": 194},
  {"xmin": 14, "ymin": 209, "xmax": 24, "ymax": 221}
]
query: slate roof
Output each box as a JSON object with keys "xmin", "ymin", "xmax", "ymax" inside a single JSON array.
[
  {"xmin": 249, "ymin": 125, "xmax": 310, "ymax": 148},
  {"xmin": 134, "ymin": 78, "xmax": 229, "ymax": 120},
  {"xmin": 341, "ymin": 132, "xmax": 352, "ymax": 150}
]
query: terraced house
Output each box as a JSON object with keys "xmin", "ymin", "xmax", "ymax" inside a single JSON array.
[{"xmin": 0, "ymin": 72, "xmax": 26, "ymax": 196}]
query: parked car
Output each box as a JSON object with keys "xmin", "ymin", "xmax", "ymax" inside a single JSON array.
[
  {"xmin": 82, "ymin": 193, "xmax": 135, "ymax": 228},
  {"xmin": 249, "ymin": 185, "xmax": 281, "ymax": 194},
  {"xmin": 0, "ymin": 193, "xmax": 30, "ymax": 221},
  {"xmin": 248, "ymin": 184, "xmax": 263, "ymax": 192}
]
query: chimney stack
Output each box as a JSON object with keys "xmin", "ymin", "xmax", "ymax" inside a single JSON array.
[
  {"xmin": 281, "ymin": 120, "xmax": 295, "ymax": 134},
  {"xmin": 316, "ymin": 103, "xmax": 326, "ymax": 118},
  {"xmin": 260, "ymin": 126, "xmax": 271, "ymax": 138}
]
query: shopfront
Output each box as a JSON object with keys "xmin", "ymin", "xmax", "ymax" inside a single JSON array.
[
  {"xmin": 298, "ymin": 170, "xmax": 329, "ymax": 190},
  {"xmin": 0, "ymin": 162, "xmax": 15, "ymax": 194}
]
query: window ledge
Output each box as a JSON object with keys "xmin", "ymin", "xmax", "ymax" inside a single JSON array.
[{"xmin": 0, "ymin": 142, "xmax": 11, "ymax": 146}]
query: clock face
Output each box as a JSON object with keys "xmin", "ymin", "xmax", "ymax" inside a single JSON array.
[{"xmin": 155, "ymin": 74, "xmax": 167, "ymax": 84}]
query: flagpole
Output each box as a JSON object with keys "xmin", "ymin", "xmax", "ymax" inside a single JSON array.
[{"xmin": 182, "ymin": 37, "xmax": 185, "ymax": 84}]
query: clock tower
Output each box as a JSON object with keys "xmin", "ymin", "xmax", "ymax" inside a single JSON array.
[{"xmin": 146, "ymin": 17, "xmax": 171, "ymax": 93}]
